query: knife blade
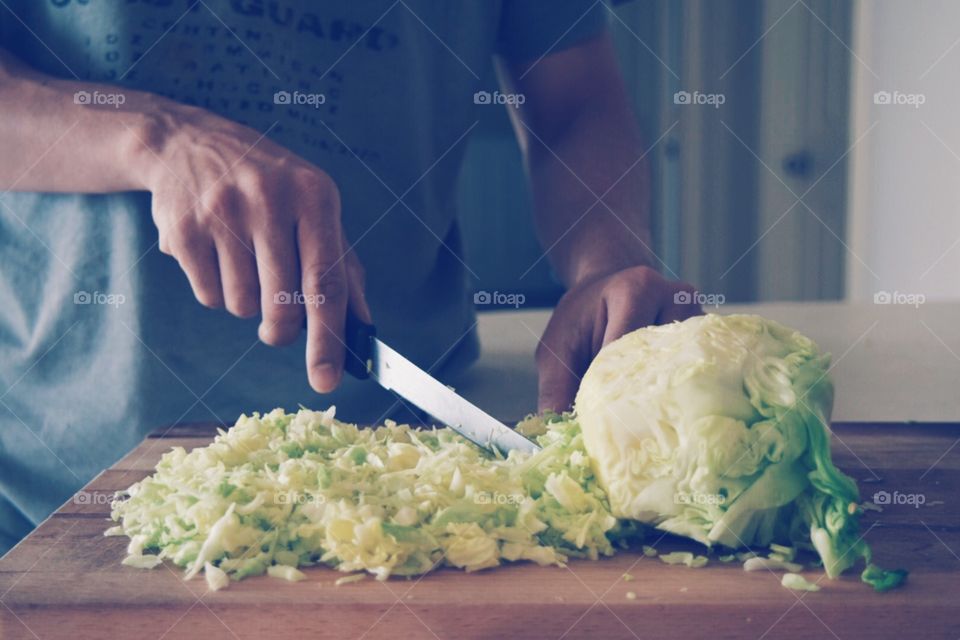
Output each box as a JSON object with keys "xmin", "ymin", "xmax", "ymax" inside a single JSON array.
[{"xmin": 343, "ymin": 313, "xmax": 541, "ymax": 455}]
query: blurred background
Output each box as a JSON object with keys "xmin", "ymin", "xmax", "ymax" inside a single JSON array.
[{"xmin": 459, "ymin": 0, "xmax": 960, "ymax": 306}]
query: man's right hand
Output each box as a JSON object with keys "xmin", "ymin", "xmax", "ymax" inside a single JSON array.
[
  {"xmin": 136, "ymin": 104, "xmax": 370, "ymax": 393},
  {"xmin": 0, "ymin": 47, "xmax": 368, "ymax": 393}
]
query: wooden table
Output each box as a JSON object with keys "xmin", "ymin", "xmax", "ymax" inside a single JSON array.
[{"xmin": 1, "ymin": 422, "xmax": 958, "ymax": 639}]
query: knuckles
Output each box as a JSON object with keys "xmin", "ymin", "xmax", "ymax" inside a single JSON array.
[
  {"xmin": 291, "ymin": 165, "xmax": 338, "ymax": 200},
  {"xmin": 197, "ymin": 185, "xmax": 240, "ymax": 229},
  {"xmin": 599, "ymin": 265, "xmax": 664, "ymax": 302},
  {"xmin": 155, "ymin": 156, "xmax": 341, "ymax": 238},
  {"xmin": 621, "ymin": 264, "xmax": 659, "ymax": 288},
  {"xmin": 150, "ymin": 148, "xmax": 348, "ymax": 323},
  {"xmin": 301, "ymin": 263, "xmax": 347, "ymax": 303}
]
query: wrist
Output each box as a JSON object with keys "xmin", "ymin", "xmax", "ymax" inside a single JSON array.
[
  {"xmin": 122, "ymin": 96, "xmax": 188, "ymax": 191},
  {"xmin": 563, "ymin": 237, "xmax": 656, "ymax": 288}
]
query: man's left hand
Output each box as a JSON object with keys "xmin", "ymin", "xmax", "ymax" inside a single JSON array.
[{"xmin": 536, "ymin": 266, "xmax": 701, "ymax": 412}]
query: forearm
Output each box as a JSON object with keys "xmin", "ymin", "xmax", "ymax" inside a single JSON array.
[
  {"xmin": 526, "ymin": 102, "xmax": 653, "ymax": 288},
  {"xmin": 0, "ymin": 47, "xmax": 161, "ymax": 192}
]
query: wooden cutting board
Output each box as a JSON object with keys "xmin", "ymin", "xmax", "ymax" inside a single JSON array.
[{"xmin": 1, "ymin": 422, "xmax": 957, "ymax": 639}]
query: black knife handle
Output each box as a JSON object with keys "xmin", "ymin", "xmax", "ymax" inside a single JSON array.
[{"xmin": 343, "ymin": 311, "xmax": 376, "ymax": 380}]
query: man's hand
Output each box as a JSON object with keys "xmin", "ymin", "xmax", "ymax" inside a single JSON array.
[
  {"xmin": 536, "ymin": 266, "xmax": 700, "ymax": 413},
  {"xmin": 0, "ymin": 49, "xmax": 369, "ymax": 393},
  {"xmin": 139, "ymin": 104, "xmax": 370, "ymax": 393}
]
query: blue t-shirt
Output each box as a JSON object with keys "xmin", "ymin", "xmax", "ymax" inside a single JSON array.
[{"xmin": 0, "ymin": 0, "xmax": 608, "ymax": 554}]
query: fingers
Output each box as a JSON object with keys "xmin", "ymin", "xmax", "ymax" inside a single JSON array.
[
  {"xmin": 536, "ymin": 266, "xmax": 700, "ymax": 414},
  {"xmin": 536, "ymin": 343, "xmax": 584, "ymax": 414},
  {"xmin": 536, "ymin": 312, "xmax": 589, "ymax": 414},
  {"xmin": 255, "ymin": 227, "xmax": 303, "ymax": 345},
  {"xmin": 165, "ymin": 232, "xmax": 224, "ymax": 309},
  {"xmin": 599, "ymin": 267, "xmax": 661, "ymax": 346},
  {"xmin": 215, "ymin": 232, "xmax": 260, "ymax": 318},
  {"xmin": 180, "ymin": 243, "xmax": 224, "ymax": 308},
  {"xmin": 163, "ymin": 187, "xmax": 260, "ymax": 318},
  {"xmin": 298, "ymin": 212, "xmax": 348, "ymax": 393},
  {"xmin": 153, "ymin": 193, "xmax": 225, "ymax": 308}
]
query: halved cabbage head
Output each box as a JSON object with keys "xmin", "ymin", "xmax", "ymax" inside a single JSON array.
[{"xmin": 575, "ymin": 314, "xmax": 904, "ymax": 589}]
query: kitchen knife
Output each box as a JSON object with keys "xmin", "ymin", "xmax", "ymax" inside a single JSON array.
[{"xmin": 342, "ymin": 313, "xmax": 541, "ymax": 455}]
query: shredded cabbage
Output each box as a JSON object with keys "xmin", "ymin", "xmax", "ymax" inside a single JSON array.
[
  {"xmin": 204, "ymin": 562, "xmax": 229, "ymax": 591},
  {"xmin": 782, "ymin": 573, "xmax": 821, "ymax": 592},
  {"xmin": 743, "ymin": 557, "xmax": 803, "ymax": 573},
  {"xmin": 658, "ymin": 551, "xmax": 709, "ymax": 568},
  {"xmin": 110, "ymin": 408, "xmax": 641, "ymax": 586}
]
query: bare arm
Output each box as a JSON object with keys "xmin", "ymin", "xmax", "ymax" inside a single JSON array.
[
  {"xmin": 0, "ymin": 48, "xmax": 156, "ymax": 192},
  {"xmin": 499, "ymin": 32, "xmax": 699, "ymax": 411},
  {"xmin": 498, "ymin": 32, "xmax": 652, "ymax": 287},
  {"xmin": 0, "ymin": 47, "xmax": 368, "ymax": 393}
]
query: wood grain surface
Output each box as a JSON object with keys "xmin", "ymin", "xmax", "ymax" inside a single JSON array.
[{"xmin": 1, "ymin": 422, "xmax": 957, "ymax": 639}]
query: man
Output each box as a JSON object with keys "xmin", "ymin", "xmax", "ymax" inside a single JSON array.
[{"xmin": 0, "ymin": 0, "xmax": 696, "ymax": 555}]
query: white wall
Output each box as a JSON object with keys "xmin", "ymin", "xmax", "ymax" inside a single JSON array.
[{"xmin": 848, "ymin": 0, "xmax": 960, "ymax": 301}]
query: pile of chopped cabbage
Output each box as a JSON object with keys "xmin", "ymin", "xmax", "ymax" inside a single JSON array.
[{"xmin": 108, "ymin": 408, "xmax": 641, "ymax": 588}]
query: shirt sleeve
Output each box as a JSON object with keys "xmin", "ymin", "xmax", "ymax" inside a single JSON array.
[{"xmin": 495, "ymin": 0, "xmax": 609, "ymax": 62}]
